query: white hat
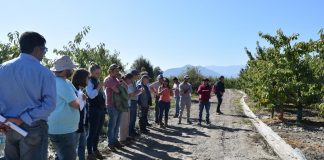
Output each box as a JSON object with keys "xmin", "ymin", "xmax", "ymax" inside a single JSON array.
[
  {"xmin": 184, "ymin": 75, "xmax": 190, "ymax": 79},
  {"xmin": 51, "ymin": 55, "xmax": 78, "ymax": 71}
]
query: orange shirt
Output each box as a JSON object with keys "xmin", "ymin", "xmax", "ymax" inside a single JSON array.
[{"xmin": 158, "ymin": 86, "xmax": 173, "ymax": 102}]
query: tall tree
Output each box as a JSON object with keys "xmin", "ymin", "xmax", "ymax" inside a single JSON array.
[{"xmin": 131, "ymin": 56, "xmax": 154, "ymax": 79}]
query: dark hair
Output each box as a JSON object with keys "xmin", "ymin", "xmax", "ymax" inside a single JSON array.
[
  {"xmin": 89, "ymin": 63, "xmax": 101, "ymax": 73},
  {"xmin": 72, "ymin": 69, "xmax": 90, "ymax": 88},
  {"xmin": 125, "ymin": 73, "xmax": 134, "ymax": 80},
  {"xmin": 173, "ymin": 77, "xmax": 178, "ymax": 81},
  {"xmin": 19, "ymin": 32, "xmax": 46, "ymax": 54},
  {"xmin": 219, "ymin": 76, "xmax": 225, "ymax": 79},
  {"xmin": 163, "ymin": 77, "xmax": 170, "ymax": 88}
]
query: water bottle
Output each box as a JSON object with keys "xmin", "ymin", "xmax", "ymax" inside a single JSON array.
[{"xmin": 0, "ymin": 133, "xmax": 5, "ymax": 157}]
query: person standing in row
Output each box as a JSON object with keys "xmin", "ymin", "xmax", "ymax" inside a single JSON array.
[
  {"xmin": 85, "ymin": 64, "xmax": 105, "ymax": 160},
  {"xmin": 172, "ymin": 77, "xmax": 180, "ymax": 118},
  {"xmin": 137, "ymin": 75, "xmax": 152, "ymax": 134},
  {"xmin": 71, "ymin": 69, "xmax": 90, "ymax": 160},
  {"xmin": 149, "ymin": 74, "xmax": 164, "ymax": 124},
  {"xmin": 214, "ymin": 76, "xmax": 225, "ymax": 114},
  {"xmin": 104, "ymin": 64, "xmax": 123, "ymax": 151},
  {"xmin": 158, "ymin": 78, "xmax": 173, "ymax": 128},
  {"xmin": 48, "ymin": 55, "xmax": 79, "ymax": 160},
  {"xmin": 178, "ymin": 75, "xmax": 193, "ymax": 124},
  {"xmin": 128, "ymin": 70, "xmax": 142, "ymax": 137},
  {"xmin": 118, "ymin": 74, "xmax": 135, "ymax": 145},
  {"xmin": 197, "ymin": 78, "xmax": 212, "ymax": 125},
  {"xmin": 0, "ymin": 32, "xmax": 56, "ymax": 160}
]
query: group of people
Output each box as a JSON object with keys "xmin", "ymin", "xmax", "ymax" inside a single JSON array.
[{"xmin": 0, "ymin": 32, "xmax": 225, "ymax": 160}]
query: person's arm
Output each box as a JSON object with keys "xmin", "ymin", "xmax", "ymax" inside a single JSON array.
[
  {"xmin": 197, "ymin": 85, "xmax": 203, "ymax": 94},
  {"xmin": 85, "ymin": 80, "xmax": 99, "ymax": 99},
  {"xmin": 19, "ymin": 72, "xmax": 56, "ymax": 126},
  {"xmin": 69, "ymin": 99, "xmax": 80, "ymax": 109}
]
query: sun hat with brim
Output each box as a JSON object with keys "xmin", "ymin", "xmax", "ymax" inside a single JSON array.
[
  {"xmin": 130, "ymin": 69, "xmax": 139, "ymax": 76},
  {"xmin": 51, "ymin": 55, "xmax": 78, "ymax": 71}
]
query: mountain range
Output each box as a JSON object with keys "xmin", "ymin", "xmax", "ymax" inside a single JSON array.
[{"xmin": 163, "ymin": 65, "xmax": 244, "ymax": 78}]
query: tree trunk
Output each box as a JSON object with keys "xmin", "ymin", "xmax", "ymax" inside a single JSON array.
[
  {"xmin": 271, "ymin": 107, "xmax": 275, "ymax": 119},
  {"xmin": 297, "ymin": 105, "xmax": 303, "ymax": 123},
  {"xmin": 279, "ymin": 107, "xmax": 284, "ymax": 121}
]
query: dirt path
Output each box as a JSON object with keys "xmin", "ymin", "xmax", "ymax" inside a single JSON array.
[{"xmin": 101, "ymin": 89, "xmax": 279, "ymax": 160}]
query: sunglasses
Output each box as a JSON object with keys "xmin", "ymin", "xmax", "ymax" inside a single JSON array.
[{"xmin": 39, "ymin": 46, "xmax": 48, "ymax": 54}]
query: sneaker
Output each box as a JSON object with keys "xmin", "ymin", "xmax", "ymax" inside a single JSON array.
[
  {"xmin": 108, "ymin": 144, "xmax": 117, "ymax": 152},
  {"xmin": 187, "ymin": 121, "xmax": 192, "ymax": 124},
  {"xmin": 147, "ymin": 122, "xmax": 153, "ymax": 127},
  {"xmin": 115, "ymin": 141, "xmax": 125, "ymax": 149},
  {"xmin": 160, "ymin": 124, "xmax": 165, "ymax": 129},
  {"xmin": 206, "ymin": 121, "xmax": 211, "ymax": 125},
  {"xmin": 94, "ymin": 150, "xmax": 104, "ymax": 160},
  {"xmin": 178, "ymin": 121, "xmax": 182, "ymax": 124},
  {"xmin": 120, "ymin": 140, "xmax": 131, "ymax": 146},
  {"xmin": 217, "ymin": 111, "xmax": 224, "ymax": 115},
  {"xmin": 173, "ymin": 114, "xmax": 179, "ymax": 118},
  {"xmin": 198, "ymin": 122, "xmax": 202, "ymax": 126},
  {"xmin": 141, "ymin": 129, "xmax": 150, "ymax": 134},
  {"xmin": 87, "ymin": 153, "xmax": 97, "ymax": 160}
]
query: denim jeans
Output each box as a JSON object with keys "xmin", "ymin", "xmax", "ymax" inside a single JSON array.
[
  {"xmin": 76, "ymin": 127, "xmax": 88, "ymax": 160},
  {"xmin": 5, "ymin": 120, "xmax": 48, "ymax": 160},
  {"xmin": 158, "ymin": 101, "xmax": 170, "ymax": 123},
  {"xmin": 107, "ymin": 106, "xmax": 122, "ymax": 145},
  {"xmin": 49, "ymin": 132, "xmax": 77, "ymax": 160},
  {"xmin": 154, "ymin": 96, "xmax": 160, "ymax": 122},
  {"xmin": 139, "ymin": 105, "xmax": 149, "ymax": 131},
  {"xmin": 87, "ymin": 107, "xmax": 105, "ymax": 154},
  {"xmin": 217, "ymin": 95, "xmax": 223, "ymax": 112},
  {"xmin": 129, "ymin": 100, "xmax": 138, "ymax": 136},
  {"xmin": 199, "ymin": 101, "xmax": 211, "ymax": 123},
  {"xmin": 174, "ymin": 96, "xmax": 180, "ymax": 115}
]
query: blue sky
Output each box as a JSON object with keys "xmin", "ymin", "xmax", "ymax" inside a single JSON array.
[{"xmin": 0, "ymin": 0, "xmax": 323, "ymax": 70}]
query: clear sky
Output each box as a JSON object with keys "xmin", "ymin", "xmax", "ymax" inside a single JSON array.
[{"xmin": 0, "ymin": 0, "xmax": 323, "ymax": 70}]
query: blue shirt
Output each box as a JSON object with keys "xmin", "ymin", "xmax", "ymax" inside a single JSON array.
[
  {"xmin": 0, "ymin": 53, "xmax": 56, "ymax": 126},
  {"xmin": 48, "ymin": 77, "xmax": 79, "ymax": 134}
]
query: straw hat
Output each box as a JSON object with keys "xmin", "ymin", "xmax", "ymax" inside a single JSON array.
[{"xmin": 51, "ymin": 55, "xmax": 77, "ymax": 71}]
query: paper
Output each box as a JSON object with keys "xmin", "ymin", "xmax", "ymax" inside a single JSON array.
[
  {"xmin": 0, "ymin": 115, "xmax": 28, "ymax": 137},
  {"xmin": 78, "ymin": 89, "xmax": 86, "ymax": 111}
]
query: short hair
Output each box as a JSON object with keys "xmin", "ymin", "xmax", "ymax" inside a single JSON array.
[
  {"xmin": 72, "ymin": 69, "xmax": 90, "ymax": 88},
  {"xmin": 219, "ymin": 76, "xmax": 225, "ymax": 79},
  {"xmin": 89, "ymin": 63, "xmax": 101, "ymax": 73},
  {"xmin": 125, "ymin": 73, "xmax": 134, "ymax": 80},
  {"xmin": 19, "ymin": 32, "xmax": 46, "ymax": 54}
]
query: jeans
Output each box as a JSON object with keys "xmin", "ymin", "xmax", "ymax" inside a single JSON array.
[
  {"xmin": 87, "ymin": 107, "xmax": 105, "ymax": 154},
  {"xmin": 49, "ymin": 132, "xmax": 77, "ymax": 160},
  {"xmin": 154, "ymin": 96, "xmax": 159, "ymax": 123},
  {"xmin": 5, "ymin": 120, "xmax": 48, "ymax": 160},
  {"xmin": 107, "ymin": 106, "xmax": 122, "ymax": 145},
  {"xmin": 139, "ymin": 105, "xmax": 149, "ymax": 131},
  {"xmin": 199, "ymin": 101, "xmax": 211, "ymax": 123},
  {"xmin": 174, "ymin": 96, "xmax": 180, "ymax": 115},
  {"xmin": 129, "ymin": 100, "xmax": 138, "ymax": 136},
  {"xmin": 217, "ymin": 95, "xmax": 223, "ymax": 112},
  {"xmin": 158, "ymin": 101, "xmax": 170, "ymax": 124},
  {"xmin": 76, "ymin": 127, "xmax": 88, "ymax": 160}
]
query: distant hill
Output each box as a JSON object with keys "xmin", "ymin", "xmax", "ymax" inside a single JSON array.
[
  {"xmin": 205, "ymin": 65, "xmax": 244, "ymax": 78},
  {"xmin": 163, "ymin": 65, "xmax": 244, "ymax": 78}
]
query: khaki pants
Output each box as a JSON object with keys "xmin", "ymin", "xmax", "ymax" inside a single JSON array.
[
  {"xmin": 178, "ymin": 97, "xmax": 191, "ymax": 123},
  {"xmin": 119, "ymin": 112, "xmax": 130, "ymax": 141}
]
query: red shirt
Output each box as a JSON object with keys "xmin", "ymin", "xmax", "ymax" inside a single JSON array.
[
  {"xmin": 197, "ymin": 84, "xmax": 212, "ymax": 102},
  {"xmin": 159, "ymin": 86, "xmax": 173, "ymax": 102},
  {"xmin": 104, "ymin": 76, "xmax": 120, "ymax": 106}
]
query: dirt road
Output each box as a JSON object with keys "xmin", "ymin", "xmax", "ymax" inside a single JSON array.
[{"xmin": 101, "ymin": 89, "xmax": 279, "ymax": 160}]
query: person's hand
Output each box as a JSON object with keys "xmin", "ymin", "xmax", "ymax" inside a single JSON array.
[
  {"xmin": 0, "ymin": 123, "xmax": 10, "ymax": 132},
  {"xmin": 7, "ymin": 118, "xmax": 23, "ymax": 126},
  {"xmin": 97, "ymin": 82, "xmax": 104, "ymax": 90}
]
